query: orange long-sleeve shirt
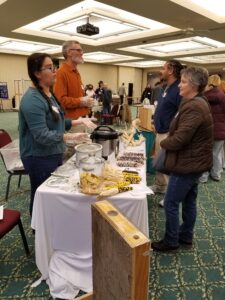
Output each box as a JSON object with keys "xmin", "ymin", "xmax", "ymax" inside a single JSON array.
[{"xmin": 54, "ymin": 63, "xmax": 89, "ymax": 119}]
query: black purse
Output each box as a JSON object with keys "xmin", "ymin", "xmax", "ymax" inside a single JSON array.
[{"xmin": 152, "ymin": 148, "xmax": 169, "ymax": 174}]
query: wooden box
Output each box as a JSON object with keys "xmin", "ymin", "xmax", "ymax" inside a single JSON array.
[
  {"xmin": 138, "ymin": 107, "xmax": 153, "ymax": 131},
  {"xmin": 91, "ymin": 200, "xmax": 150, "ymax": 300}
]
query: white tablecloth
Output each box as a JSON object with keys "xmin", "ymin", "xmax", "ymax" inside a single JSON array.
[{"xmin": 31, "ymin": 144, "xmax": 150, "ymax": 299}]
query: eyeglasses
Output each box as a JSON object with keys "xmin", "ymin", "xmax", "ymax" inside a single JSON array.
[
  {"xmin": 41, "ymin": 65, "xmax": 57, "ymax": 72},
  {"xmin": 69, "ymin": 48, "xmax": 83, "ymax": 53}
]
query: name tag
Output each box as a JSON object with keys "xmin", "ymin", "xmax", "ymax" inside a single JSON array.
[{"xmin": 52, "ymin": 106, "xmax": 59, "ymax": 114}]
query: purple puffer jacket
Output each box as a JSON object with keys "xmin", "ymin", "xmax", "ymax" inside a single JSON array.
[{"xmin": 204, "ymin": 87, "xmax": 225, "ymax": 140}]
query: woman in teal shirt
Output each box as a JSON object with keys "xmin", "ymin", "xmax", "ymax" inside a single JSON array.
[{"xmin": 19, "ymin": 53, "xmax": 95, "ymax": 215}]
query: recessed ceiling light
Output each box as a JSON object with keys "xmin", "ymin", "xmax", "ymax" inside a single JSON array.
[
  {"xmin": 115, "ymin": 60, "xmax": 165, "ymax": 68},
  {"xmin": 0, "ymin": 38, "xmax": 61, "ymax": 54},
  {"xmin": 181, "ymin": 53, "xmax": 225, "ymax": 64},
  {"xmin": 170, "ymin": 0, "xmax": 225, "ymax": 23},
  {"xmin": 119, "ymin": 37, "xmax": 225, "ymax": 57},
  {"xmin": 14, "ymin": 0, "xmax": 178, "ymax": 46},
  {"xmin": 83, "ymin": 51, "xmax": 142, "ymax": 63}
]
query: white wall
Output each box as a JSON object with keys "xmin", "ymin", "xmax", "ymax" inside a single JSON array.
[
  {"xmin": 117, "ymin": 66, "xmax": 142, "ymax": 98},
  {"xmin": 78, "ymin": 62, "xmax": 118, "ymax": 93},
  {"xmin": 0, "ymin": 53, "xmax": 145, "ymax": 110},
  {"xmin": 0, "ymin": 54, "xmax": 29, "ymax": 109}
]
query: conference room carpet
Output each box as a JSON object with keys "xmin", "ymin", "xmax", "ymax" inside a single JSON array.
[{"xmin": 1, "ymin": 112, "xmax": 225, "ymax": 299}]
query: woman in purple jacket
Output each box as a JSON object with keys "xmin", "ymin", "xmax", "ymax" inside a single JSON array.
[{"xmin": 200, "ymin": 74, "xmax": 225, "ymax": 182}]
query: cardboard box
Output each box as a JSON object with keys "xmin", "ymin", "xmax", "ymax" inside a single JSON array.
[{"xmin": 138, "ymin": 107, "xmax": 153, "ymax": 131}]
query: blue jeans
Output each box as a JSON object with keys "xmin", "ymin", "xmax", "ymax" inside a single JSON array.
[
  {"xmin": 164, "ymin": 172, "xmax": 201, "ymax": 246},
  {"xmin": 22, "ymin": 154, "xmax": 63, "ymax": 215}
]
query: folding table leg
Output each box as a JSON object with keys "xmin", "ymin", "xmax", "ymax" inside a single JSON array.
[{"xmin": 18, "ymin": 219, "xmax": 30, "ymax": 255}]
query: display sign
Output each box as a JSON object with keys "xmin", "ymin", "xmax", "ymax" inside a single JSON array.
[{"xmin": 0, "ymin": 82, "xmax": 8, "ymax": 99}]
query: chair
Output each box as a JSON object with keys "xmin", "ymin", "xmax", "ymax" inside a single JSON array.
[
  {"xmin": 110, "ymin": 104, "xmax": 122, "ymax": 125},
  {"xmin": 0, "ymin": 208, "xmax": 30, "ymax": 255},
  {"xmin": 0, "ymin": 129, "xmax": 27, "ymax": 200}
]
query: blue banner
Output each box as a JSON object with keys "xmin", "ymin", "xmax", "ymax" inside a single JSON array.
[{"xmin": 0, "ymin": 82, "xmax": 8, "ymax": 99}]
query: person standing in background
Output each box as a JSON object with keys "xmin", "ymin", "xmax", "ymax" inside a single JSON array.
[
  {"xmin": 95, "ymin": 80, "xmax": 104, "ymax": 102},
  {"xmin": 85, "ymin": 84, "xmax": 95, "ymax": 98},
  {"xmin": 199, "ymin": 74, "xmax": 225, "ymax": 183},
  {"xmin": 152, "ymin": 60, "xmax": 183, "ymax": 207},
  {"xmin": 140, "ymin": 83, "xmax": 152, "ymax": 103},
  {"xmin": 54, "ymin": 40, "xmax": 94, "ymax": 120},
  {"xmin": 151, "ymin": 79, "xmax": 164, "ymax": 105},
  {"xmin": 102, "ymin": 83, "xmax": 112, "ymax": 115},
  {"xmin": 118, "ymin": 82, "xmax": 126, "ymax": 104}
]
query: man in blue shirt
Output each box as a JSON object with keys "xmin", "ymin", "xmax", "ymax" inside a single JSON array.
[{"xmin": 152, "ymin": 60, "xmax": 183, "ymax": 206}]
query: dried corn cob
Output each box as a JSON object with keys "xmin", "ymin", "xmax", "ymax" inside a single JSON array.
[
  {"xmin": 118, "ymin": 186, "xmax": 133, "ymax": 193},
  {"xmin": 105, "ymin": 181, "xmax": 130, "ymax": 190},
  {"xmin": 123, "ymin": 173, "xmax": 141, "ymax": 184}
]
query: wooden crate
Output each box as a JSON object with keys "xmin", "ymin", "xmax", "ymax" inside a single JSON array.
[{"xmin": 91, "ymin": 200, "xmax": 150, "ymax": 300}]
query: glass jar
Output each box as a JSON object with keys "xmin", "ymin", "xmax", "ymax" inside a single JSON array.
[
  {"xmin": 79, "ymin": 155, "xmax": 104, "ymax": 194},
  {"xmin": 79, "ymin": 155, "xmax": 104, "ymax": 177}
]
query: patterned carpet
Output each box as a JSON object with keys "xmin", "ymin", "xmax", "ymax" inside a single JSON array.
[
  {"xmin": 148, "ymin": 172, "xmax": 225, "ymax": 300},
  {"xmin": 1, "ymin": 112, "xmax": 225, "ymax": 299}
]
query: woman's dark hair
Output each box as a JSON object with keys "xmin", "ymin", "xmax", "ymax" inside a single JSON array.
[
  {"xmin": 98, "ymin": 80, "xmax": 103, "ymax": 87},
  {"xmin": 167, "ymin": 59, "xmax": 184, "ymax": 80},
  {"xmin": 27, "ymin": 52, "xmax": 61, "ymax": 121}
]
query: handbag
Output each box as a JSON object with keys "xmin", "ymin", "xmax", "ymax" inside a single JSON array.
[{"xmin": 152, "ymin": 148, "xmax": 169, "ymax": 174}]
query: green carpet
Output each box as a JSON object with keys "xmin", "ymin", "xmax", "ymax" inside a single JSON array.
[
  {"xmin": 148, "ymin": 171, "xmax": 225, "ymax": 300},
  {"xmin": 1, "ymin": 112, "xmax": 225, "ymax": 299}
]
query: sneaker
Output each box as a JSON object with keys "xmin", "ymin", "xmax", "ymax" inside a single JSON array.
[
  {"xmin": 199, "ymin": 177, "xmax": 207, "ymax": 183},
  {"xmin": 159, "ymin": 199, "xmax": 164, "ymax": 208},
  {"xmin": 150, "ymin": 185, "xmax": 166, "ymax": 194},
  {"xmin": 179, "ymin": 239, "xmax": 193, "ymax": 249},
  {"xmin": 210, "ymin": 175, "xmax": 220, "ymax": 182},
  {"xmin": 152, "ymin": 239, "xmax": 179, "ymax": 252}
]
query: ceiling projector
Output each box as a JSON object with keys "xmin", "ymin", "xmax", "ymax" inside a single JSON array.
[{"xmin": 76, "ymin": 22, "xmax": 99, "ymax": 36}]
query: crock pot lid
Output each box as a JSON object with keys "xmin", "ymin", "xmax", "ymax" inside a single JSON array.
[{"xmin": 91, "ymin": 128, "xmax": 119, "ymax": 140}]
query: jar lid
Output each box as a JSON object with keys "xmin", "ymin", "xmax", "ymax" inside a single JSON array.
[
  {"xmin": 75, "ymin": 143, "xmax": 102, "ymax": 153},
  {"xmin": 79, "ymin": 155, "xmax": 104, "ymax": 165}
]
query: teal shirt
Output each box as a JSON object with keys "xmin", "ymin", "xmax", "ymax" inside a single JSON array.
[{"xmin": 19, "ymin": 87, "xmax": 72, "ymax": 158}]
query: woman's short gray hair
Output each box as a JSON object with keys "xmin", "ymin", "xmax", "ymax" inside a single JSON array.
[
  {"xmin": 62, "ymin": 40, "xmax": 80, "ymax": 59},
  {"xmin": 181, "ymin": 66, "xmax": 209, "ymax": 93}
]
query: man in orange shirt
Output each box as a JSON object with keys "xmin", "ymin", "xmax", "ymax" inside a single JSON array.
[{"xmin": 54, "ymin": 40, "xmax": 94, "ymax": 119}]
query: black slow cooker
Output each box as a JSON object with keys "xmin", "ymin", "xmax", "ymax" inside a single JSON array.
[{"xmin": 90, "ymin": 125, "xmax": 122, "ymax": 159}]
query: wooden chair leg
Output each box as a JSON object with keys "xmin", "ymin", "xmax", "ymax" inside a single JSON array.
[
  {"xmin": 75, "ymin": 292, "xmax": 93, "ymax": 300},
  {"xmin": 18, "ymin": 174, "xmax": 22, "ymax": 188},
  {"xmin": 6, "ymin": 174, "xmax": 12, "ymax": 201},
  {"xmin": 17, "ymin": 219, "xmax": 30, "ymax": 256}
]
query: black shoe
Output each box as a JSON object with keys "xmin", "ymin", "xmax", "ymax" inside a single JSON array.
[
  {"xmin": 179, "ymin": 239, "xmax": 193, "ymax": 249},
  {"xmin": 151, "ymin": 239, "xmax": 179, "ymax": 252}
]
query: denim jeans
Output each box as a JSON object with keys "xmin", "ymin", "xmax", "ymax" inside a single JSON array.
[
  {"xmin": 22, "ymin": 154, "xmax": 63, "ymax": 215},
  {"xmin": 164, "ymin": 172, "xmax": 201, "ymax": 246}
]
